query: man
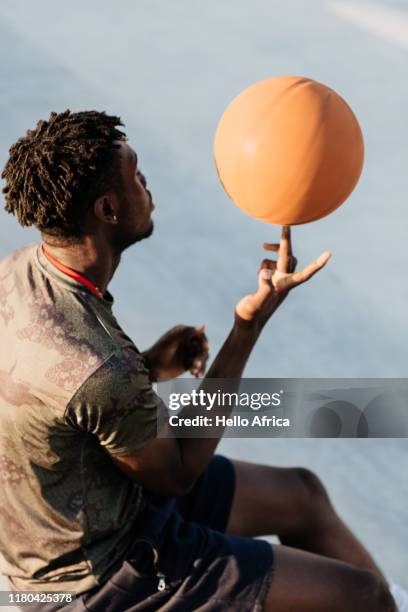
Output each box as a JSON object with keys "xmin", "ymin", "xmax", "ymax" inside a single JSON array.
[{"xmin": 0, "ymin": 110, "xmax": 396, "ymax": 611}]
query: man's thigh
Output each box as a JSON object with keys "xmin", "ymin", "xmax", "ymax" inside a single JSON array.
[
  {"xmin": 169, "ymin": 455, "xmax": 323, "ymax": 540},
  {"xmin": 81, "ymin": 537, "xmax": 387, "ymax": 612},
  {"xmin": 226, "ymin": 459, "xmax": 327, "ymax": 538}
]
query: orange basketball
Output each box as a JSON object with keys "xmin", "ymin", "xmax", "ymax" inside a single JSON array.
[{"xmin": 214, "ymin": 76, "xmax": 364, "ymax": 225}]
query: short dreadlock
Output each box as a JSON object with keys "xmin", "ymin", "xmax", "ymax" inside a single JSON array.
[{"xmin": 1, "ymin": 110, "xmax": 127, "ymax": 239}]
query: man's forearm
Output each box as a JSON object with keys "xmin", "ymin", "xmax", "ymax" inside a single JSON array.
[
  {"xmin": 176, "ymin": 317, "xmax": 262, "ymax": 484},
  {"xmin": 204, "ymin": 317, "xmax": 261, "ymax": 379}
]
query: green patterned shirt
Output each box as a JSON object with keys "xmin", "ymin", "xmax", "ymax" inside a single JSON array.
[{"xmin": 0, "ymin": 245, "xmax": 161, "ymax": 594}]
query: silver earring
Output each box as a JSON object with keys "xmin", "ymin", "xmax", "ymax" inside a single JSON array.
[{"xmin": 113, "ymin": 215, "xmax": 118, "ymax": 222}]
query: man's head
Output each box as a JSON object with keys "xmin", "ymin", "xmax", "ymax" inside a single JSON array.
[{"xmin": 1, "ymin": 110, "xmax": 154, "ymax": 252}]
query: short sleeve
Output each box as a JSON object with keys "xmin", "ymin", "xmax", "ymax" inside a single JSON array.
[{"xmin": 65, "ymin": 350, "xmax": 165, "ymax": 456}]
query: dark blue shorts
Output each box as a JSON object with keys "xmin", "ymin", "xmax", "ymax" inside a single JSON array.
[{"xmin": 56, "ymin": 456, "xmax": 274, "ymax": 611}]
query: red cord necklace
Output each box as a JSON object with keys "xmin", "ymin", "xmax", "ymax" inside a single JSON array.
[{"xmin": 41, "ymin": 245, "xmax": 104, "ymax": 298}]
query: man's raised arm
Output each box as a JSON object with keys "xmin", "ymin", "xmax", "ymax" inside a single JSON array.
[{"xmin": 112, "ymin": 227, "xmax": 331, "ymax": 496}]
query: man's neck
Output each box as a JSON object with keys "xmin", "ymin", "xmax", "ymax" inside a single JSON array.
[{"xmin": 42, "ymin": 235, "xmax": 121, "ymax": 294}]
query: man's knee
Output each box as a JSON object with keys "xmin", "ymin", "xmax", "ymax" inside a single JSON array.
[
  {"xmin": 345, "ymin": 568, "xmax": 396, "ymax": 612},
  {"xmin": 291, "ymin": 467, "xmax": 332, "ymax": 518}
]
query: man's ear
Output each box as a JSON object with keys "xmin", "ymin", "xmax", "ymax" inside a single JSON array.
[{"xmin": 94, "ymin": 195, "xmax": 118, "ymax": 224}]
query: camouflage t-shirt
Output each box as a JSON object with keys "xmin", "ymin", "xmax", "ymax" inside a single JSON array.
[{"xmin": 0, "ymin": 244, "xmax": 162, "ymax": 594}]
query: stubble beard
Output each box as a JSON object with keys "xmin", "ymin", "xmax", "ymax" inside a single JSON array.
[{"xmin": 114, "ymin": 218, "xmax": 154, "ymax": 255}]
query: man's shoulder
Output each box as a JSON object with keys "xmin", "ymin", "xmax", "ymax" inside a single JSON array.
[
  {"xmin": 0, "ymin": 244, "xmax": 120, "ymax": 405},
  {"xmin": 0, "ymin": 243, "xmax": 150, "ymax": 409},
  {"xmin": 72, "ymin": 347, "xmax": 150, "ymax": 401},
  {"xmin": 0, "ymin": 243, "xmax": 37, "ymax": 271}
]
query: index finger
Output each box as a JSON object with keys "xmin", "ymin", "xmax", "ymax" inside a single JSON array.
[{"xmin": 277, "ymin": 226, "xmax": 292, "ymax": 272}]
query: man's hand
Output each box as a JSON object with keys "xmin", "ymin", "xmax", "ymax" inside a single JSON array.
[
  {"xmin": 143, "ymin": 325, "xmax": 209, "ymax": 382},
  {"xmin": 235, "ymin": 226, "xmax": 331, "ymax": 327}
]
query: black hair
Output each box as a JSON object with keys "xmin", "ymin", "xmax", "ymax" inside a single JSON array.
[{"xmin": 2, "ymin": 109, "xmax": 127, "ymax": 239}]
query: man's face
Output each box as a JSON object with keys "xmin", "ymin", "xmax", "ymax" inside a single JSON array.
[{"xmin": 110, "ymin": 141, "xmax": 155, "ymax": 252}]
